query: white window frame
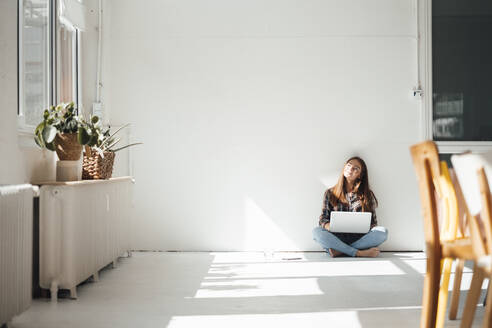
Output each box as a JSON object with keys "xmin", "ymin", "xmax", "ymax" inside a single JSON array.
[
  {"xmin": 56, "ymin": 23, "xmax": 79, "ymax": 105},
  {"xmin": 17, "ymin": 0, "xmax": 81, "ymax": 138},
  {"xmin": 17, "ymin": 0, "xmax": 54, "ymax": 136},
  {"xmin": 418, "ymin": 0, "xmax": 492, "ymax": 154}
]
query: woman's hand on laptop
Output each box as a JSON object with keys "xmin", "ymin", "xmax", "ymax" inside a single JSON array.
[{"xmin": 323, "ymin": 223, "xmax": 330, "ymax": 231}]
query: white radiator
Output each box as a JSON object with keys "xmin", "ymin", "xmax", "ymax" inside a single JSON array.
[
  {"xmin": 0, "ymin": 184, "xmax": 35, "ymax": 326},
  {"xmin": 39, "ymin": 177, "xmax": 133, "ymax": 301}
]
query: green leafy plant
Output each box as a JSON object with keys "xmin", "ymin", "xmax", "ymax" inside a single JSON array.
[
  {"xmin": 78, "ymin": 119, "xmax": 142, "ymax": 157},
  {"xmin": 34, "ymin": 102, "xmax": 80, "ymax": 150},
  {"xmin": 77, "ymin": 115, "xmax": 108, "ymax": 150},
  {"xmin": 99, "ymin": 123, "xmax": 143, "ymax": 153}
]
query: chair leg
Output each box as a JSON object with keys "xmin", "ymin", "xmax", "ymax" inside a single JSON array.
[
  {"xmin": 50, "ymin": 281, "xmax": 58, "ymax": 302},
  {"xmin": 450, "ymin": 259, "xmax": 465, "ymax": 320},
  {"xmin": 421, "ymin": 257, "xmax": 441, "ymax": 328},
  {"xmin": 482, "ymin": 280, "xmax": 492, "ymax": 328},
  {"xmin": 484, "ymin": 281, "xmax": 489, "ymax": 306},
  {"xmin": 436, "ymin": 258, "xmax": 454, "ymax": 328},
  {"xmin": 460, "ymin": 267, "xmax": 485, "ymax": 328},
  {"xmin": 93, "ymin": 271, "xmax": 99, "ymax": 282},
  {"xmin": 69, "ymin": 287, "xmax": 77, "ymax": 299}
]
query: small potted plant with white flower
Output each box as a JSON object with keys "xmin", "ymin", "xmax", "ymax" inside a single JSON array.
[{"xmin": 78, "ymin": 118, "xmax": 142, "ymax": 180}]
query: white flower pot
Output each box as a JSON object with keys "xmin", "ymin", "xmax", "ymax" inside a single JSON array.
[{"xmin": 56, "ymin": 160, "xmax": 82, "ymax": 181}]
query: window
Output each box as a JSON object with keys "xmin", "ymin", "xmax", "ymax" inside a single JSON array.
[
  {"xmin": 18, "ymin": 0, "xmax": 80, "ymax": 131},
  {"xmin": 18, "ymin": 0, "xmax": 51, "ymax": 128},
  {"xmin": 432, "ymin": 1, "xmax": 492, "ymax": 142}
]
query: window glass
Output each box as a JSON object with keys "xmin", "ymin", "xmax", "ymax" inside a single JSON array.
[
  {"xmin": 19, "ymin": 0, "xmax": 50, "ymax": 126},
  {"xmin": 432, "ymin": 0, "xmax": 492, "ymax": 141}
]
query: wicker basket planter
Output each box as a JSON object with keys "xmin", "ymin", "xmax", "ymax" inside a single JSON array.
[
  {"xmin": 55, "ymin": 133, "xmax": 82, "ymax": 160},
  {"xmin": 82, "ymin": 147, "xmax": 115, "ymax": 180}
]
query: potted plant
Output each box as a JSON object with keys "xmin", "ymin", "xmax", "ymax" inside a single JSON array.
[
  {"xmin": 34, "ymin": 102, "xmax": 141, "ymax": 181},
  {"xmin": 34, "ymin": 102, "xmax": 88, "ymax": 181},
  {"xmin": 78, "ymin": 119, "xmax": 142, "ymax": 180},
  {"xmin": 34, "ymin": 102, "xmax": 83, "ymax": 161}
]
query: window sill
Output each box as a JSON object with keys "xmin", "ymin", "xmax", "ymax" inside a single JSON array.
[
  {"xmin": 436, "ymin": 141, "xmax": 492, "ymax": 154},
  {"xmin": 17, "ymin": 122, "xmax": 36, "ymax": 148}
]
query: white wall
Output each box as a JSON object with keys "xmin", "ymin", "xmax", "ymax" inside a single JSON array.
[
  {"xmin": 0, "ymin": 0, "xmax": 55, "ymax": 185},
  {"xmin": 106, "ymin": 0, "xmax": 423, "ymax": 251},
  {"xmin": 80, "ymin": 0, "xmax": 132, "ymax": 177}
]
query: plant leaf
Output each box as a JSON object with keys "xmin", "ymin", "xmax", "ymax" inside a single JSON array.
[
  {"xmin": 111, "ymin": 142, "xmax": 143, "ymax": 153},
  {"xmin": 78, "ymin": 127, "xmax": 90, "ymax": 145},
  {"xmin": 70, "ymin": 119, "xmax": 78, "ymax": 132},
  {"xmin": 105, "ymin": 138, "xmax": 121, "ymax": 151},
  {"xmin": 46, "ymin": 142, "xmax": 56, "ymax": 151},
  {"xmin": 89, "ymin": 134, "xmax": 99, "ymax": 147},
  {"xmin": 35, "ymin": 122, "xmax": 45, "ymax": 135},
  {"xmin": 100, "ymin": 123, "xmax": 131, "ymax": 148},
  {"xmin": 42, "ymin": 125, "xmax": 57, "ymax": 143},
  {"xmin": 34, "ymin": 133, "xmax": 44, "ymax": 148}
]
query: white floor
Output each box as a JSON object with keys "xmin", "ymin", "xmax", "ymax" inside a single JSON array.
[{"xmin": 11, "ymin": 252, "xmax": 487, "ymax": 328}]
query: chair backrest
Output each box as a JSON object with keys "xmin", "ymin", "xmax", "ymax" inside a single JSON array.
[
  {"xmin": 477, "ymin": 167, "xmax": 492, "ymax": 255},
  {"xmin": 411, "ymin": 141, "xmax": 468, "ymax": 328},
  {"xmin": 451, "ymin": 152, "xmax": 492, "ymax": 256},
  {"xmin": 438, "ymin": 162, "xmax": 459, "ymax": 242},
  {"xmin": 449, "ymin": 169, "xmax": 468, "ymax": 238},
  {"xmin": 451, "ymin": 152, "xmax": 492, "ymax": 216},
  {"xmin": 410, "ymin": 141, "xmax": 442, "ymax": 256}
]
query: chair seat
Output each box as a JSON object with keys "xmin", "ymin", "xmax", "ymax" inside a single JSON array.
[{"xmin": 442, "ymin": 238, "xmax": 475, "ymax": 260}]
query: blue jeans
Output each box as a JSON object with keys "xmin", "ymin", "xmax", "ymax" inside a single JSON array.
[{"xmin": 312, "ymin": 226, "xmax": 388, "ymax": 257}]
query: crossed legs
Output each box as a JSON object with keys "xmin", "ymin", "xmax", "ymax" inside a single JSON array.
[{"xmin": 312, "ymin": 226, "xmax": 388, "ymax": 257}]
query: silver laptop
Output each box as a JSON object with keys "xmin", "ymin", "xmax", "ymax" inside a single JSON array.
[{"xmin": 329, "ymin": 211, "xmax": 372, "ymax": 233}]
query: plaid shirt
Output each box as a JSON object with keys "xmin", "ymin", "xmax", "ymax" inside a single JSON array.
[{"xmin": 318, "ymin": 189, "xmax": 378, "ymax": 244}]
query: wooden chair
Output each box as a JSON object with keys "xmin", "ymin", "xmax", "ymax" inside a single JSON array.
[
  {"xmin": 452, "ymin": 152, "xmax": 492, "ymax": 327},
  {"xmin": 440, "ymin": 164, "xmax": 485, "ymax": 328},
  {"xmin": 410, "ymin": 141, "xmax": 475, "ymax": 328}
]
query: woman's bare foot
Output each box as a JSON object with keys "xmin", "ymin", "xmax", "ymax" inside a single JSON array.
[
  {"xmin": 356, "ymin": 247, "xmax": 380, "ymax": 258},
  {"xmin": 328, "ymin": 248, "xmax": 343, "ymax": 257}
]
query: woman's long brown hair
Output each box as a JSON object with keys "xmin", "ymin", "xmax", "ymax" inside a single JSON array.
[{"xmin": 329, "ymin": 156, "xmax": 378, "ymax": 212}]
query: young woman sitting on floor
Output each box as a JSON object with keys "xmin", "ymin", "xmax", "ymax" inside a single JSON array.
[{"xmin": 312, "ymin": 156, "xmax": 388, "ymax": 257}]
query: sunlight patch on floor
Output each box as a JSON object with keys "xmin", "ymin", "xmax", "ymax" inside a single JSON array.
[
  {"xmin": 447, "ymin": 272, "xmax": 489, "ymax": 291},
  {"xmin": 167, "ymin": 311, "xmax": 363, "ymax": 328},
  {"xmin": 204, "ymin": 260, "xmax": 405, "ymax": 280},
  {"xmin": 392, "ymin": 253, "xmax": 427, "ymax": 259},
  {"xmin": 400, "ymin": 258, "xmax": 473, "ymax": 275},
  {"xmin": 194, "ymin": 277, "xmax": 323, "ymax": 298},
  {"xmin": 210, "ymin": 252, "xmax": 273, "ymax": 263}
]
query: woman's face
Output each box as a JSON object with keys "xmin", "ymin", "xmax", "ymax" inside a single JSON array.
[{"xmin": 343, "ymin": 159, "xmax": 362, "ymax": 183}]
